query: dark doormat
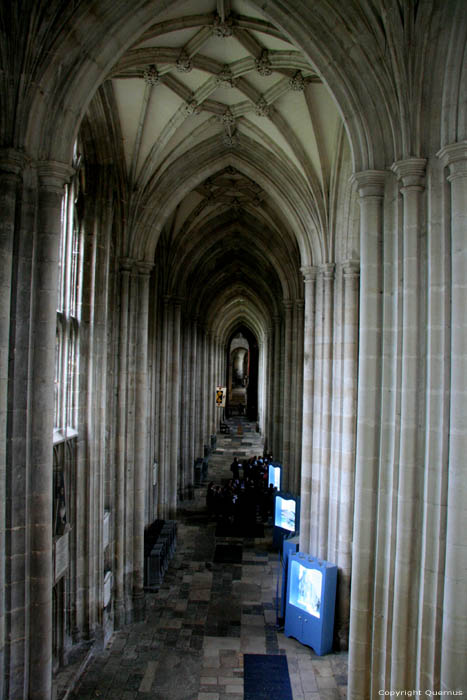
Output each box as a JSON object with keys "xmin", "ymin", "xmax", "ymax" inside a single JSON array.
[
  {"xmin": 243, "ymin": 654, "xmax": 293, "ymax": 700},
  {"xmin": 213, "ymin": 544, "xmax": 243, "ymax": 563}
]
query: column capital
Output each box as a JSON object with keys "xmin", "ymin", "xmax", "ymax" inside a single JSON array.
[
  {"xmin": 36, "ymin": 160, "xmax": 75, "ymax": 193},
  {"xmin": 391, "ymin": 157, "xmax": 426, "ymax": 189},
  {"xmin": 283, "ymin": 299, "xmax": 293, "ymax": 312},
  {"xmin": 0, "ymin": 147, "xmax": 30, "ymax": 176},
  {"xmin": 343, "ymin": 260, "xmax": 360, "ymax": 278},
  {"xmin": 120, "ymin": 257, "xmax": 134, "ymax": 272},
  {"xmin": 437, "ymin": 140, "xmax": 467, "ymax": 181},
  {"xmin": 135, "ymin": 261, "xmax": 154, "ymax": 276},
  {"xmin": 319, "ymin": 262, "xmax": 336, "ymax": 279},
  {"xmin": 295, "ymin": 299, "xmax": 305, "ymax": 310},
  {"xmin": 300, "ymin": 265, "xmax": 319, "ymax": 282},
  {"xmin": 350, "ymin": 169, "xmax": 387, "ymax": 198}
]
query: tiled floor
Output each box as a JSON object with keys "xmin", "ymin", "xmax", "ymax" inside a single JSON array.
[{"xmin": 70, "ymin": 419, "xmax": 348, "ymax": 699}]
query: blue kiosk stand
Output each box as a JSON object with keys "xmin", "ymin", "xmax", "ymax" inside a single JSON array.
[
  {"xmin": 284, "ymin": 552, "xmax": 337, "ymax": 655},
  {"xmin": 267, "ymin": 461, "xmax": 282, "ymax": 490},
  {"xmin": 273, "ymin": 492, "xmax": 300, "ymax": 549}
]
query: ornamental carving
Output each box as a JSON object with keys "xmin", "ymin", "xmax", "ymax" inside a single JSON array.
[
  {"xmin": 289, "ymin": 70, "xmax": 305, "ymax": 91},
  {"xmin": 255, "ymin": 98, "xmax": 270, "ymax": 117},
  {"xmin": 216, "ymin": 65, "xmax": 237, "ymax": 88},
  {"xmin": 212, "ymin": 13, "xmax": 234, "ymax": 37},
  {"xmin": 255, "ymin": 50, "xmax": 272, "ymax": 77},
  {"xmin": 220, "ymin": 108, "xmax": 235, "ymax": 127},
  {"xmin": 223, "ymin": 131, "xmax": 238, "ymax": 148},
  {"xmin": 176, "ymin": 51, "xmax": 192, "ymax": 73},
  {"xmin": 143, "ymin": 65, "xmax": 160, "ymax": 86},
  {"xmin": 184, "ymin": 100, "xmax": 202, "ymax": 116}
]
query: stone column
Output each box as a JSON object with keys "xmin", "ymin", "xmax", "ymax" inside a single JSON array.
[
  {"xmin": 207, "ymin": 333, "xmax": 215, "ymax": 438},
  {"xmin": 438, "ymin": 142, "xmax": 467, "ymax": 692},
  {"xmin": 158, "ymin": 296, "xmax": 171, "ymax": 516},
  {"xmin": 390, "ymin": 158, "xmax": 427, "ymax": 688},
  {"xmin": 310, "ymin": 267, "xmax": 324, "ymax": 555},
  {"xmin": 299, "ymin": 267, "xmax": 317, "ymax": 552},
  {"xmin": 169, "ymin": 299, "xmax": 182, "ymax": 516},
  {"xmin": 282, "ymin": 301, "xmax": 293, "ymax": 486},
  {"xmin": 317, "ymin": 264, "xmax": 335, "ymax": 557},
  {"xmin": 202, "ymin": 331, "xmax": 209, "ymax": 453},
  {"xmin": 337, "ymin": 260, "xmax": 359, "ymax": 649},
  {"xmin": 272, "ymin": 315, "xmax": 282, "ymax": 459},
  {"xmin": 292, "ymin": 300, "xmax": 304, "ymax": 494},
  {"xmin": 348, "ymin": 170, "xmax": 386, "ymax": 699},
  {"xmin": 0, "ymin": 149, "xmax": 27, "ymax": 696},
  {"xmin": 266, "ymin": 324, "xmax": 274, "ymax": 453},
  {"xmin": 29, "ymin": 161, "xmax": 73, "ymax": 699},
  {"xmin": 180, "ymin": 317, "xmax": 191, "ymax": 499},
  {"xmin": 189, "ymin": 319, "xmax": 198, "ymax": 479},
  {"xmin": 196, "ymin": 323, "xmax": 204, "ymax": 457},
  {"xmin": 133, "ymin": 262, "xmax": 152, "ymax": 618},
  {"xmin": 115, "ymin": 258, "xmax": 132, "ymax": 626}
]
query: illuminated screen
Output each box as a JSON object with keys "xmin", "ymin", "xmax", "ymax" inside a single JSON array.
[
  {"xmin": 268, "ymin": 465, "xmax": 281, "ymax": 490},
  {"xmin": 289, "ymin": 560, "xmax": 322, "ymax": 619},
  {"xmin": 275, "ymin": 496, "xmax": 296, "ymax": 532}
]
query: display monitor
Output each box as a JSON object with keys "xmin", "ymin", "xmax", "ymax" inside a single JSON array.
[
  {"xmin": 268, "ymin": 463, "xmax": 281, "ymax": 490},
  {"xmin": 289, "ymin": 559, "xmax": 322, "ymax": 619},
  {"xmin": 275, "ymin": 495, "xmax": 296, "ymax": 532}
]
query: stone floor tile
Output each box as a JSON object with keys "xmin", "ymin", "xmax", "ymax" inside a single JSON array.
[
  {"xmin": 223, "ymin": 685, "xmax": 242, "ymax": 695},
  {"xmin": 316, "ymin": 674, "xmax": 338, "ymax": 689}
]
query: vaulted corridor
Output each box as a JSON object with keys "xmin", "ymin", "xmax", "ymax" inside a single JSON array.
[{"xmin": 1, "ymin": 2, "xmax": 467, "ymax": 698}]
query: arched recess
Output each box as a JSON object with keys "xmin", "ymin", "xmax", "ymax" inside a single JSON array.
[{"xmin": 225, "ymin": 325, "xmax": 259, "ymax": 422}]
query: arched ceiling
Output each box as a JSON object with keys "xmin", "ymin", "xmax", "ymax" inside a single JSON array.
[{"xmin": 101, "ymin": 0, "xmax": 347, "ymax": 341}]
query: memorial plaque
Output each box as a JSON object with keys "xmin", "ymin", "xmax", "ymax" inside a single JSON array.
[
  {"xmin": 104, "ymin": 571, "xmax": 113, "ymax": 608},
  {"xmin": 103, "ymin": 510, "xmax": 110, "ymax": 549},
  {"xmin": 54, "ymin": 531, "xmax": 69, "ymax": 582}
]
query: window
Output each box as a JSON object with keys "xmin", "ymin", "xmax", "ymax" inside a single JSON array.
[{"xmin": 54, "ymin": 143, "xmax": 83, "ymax": 438}]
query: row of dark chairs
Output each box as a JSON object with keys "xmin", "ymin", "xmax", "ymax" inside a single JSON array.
[{"xmin": 144, "ymin": 519, "xmax": 177, "ymax": 589}]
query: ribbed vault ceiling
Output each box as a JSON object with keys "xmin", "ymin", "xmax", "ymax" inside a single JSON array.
[{"xmin": 105, "ymin": 0, "xmax": 346, "ymax": 342}]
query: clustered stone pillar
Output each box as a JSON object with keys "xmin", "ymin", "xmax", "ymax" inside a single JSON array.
[
  {"xmin": 299, "ymin": 266, "xmax": 318, "ymax": 551},
  {"xmin": 115, "ymin": 258, "xmax": 153, "ymax": 625},
  {"xmin": 292, "ymin": 300, "xmax": 304, "ymax": 494},
  {"xmin": 390, "ymin": 158, "xmax": 427, "ymax": 688},
  {"xmin": 272, "ymin": 315, "xmax": 282, "ymax": 459},
  {"xmin": 335, "ymin": 261, "xmax": 359, "ymax": 647},
  {"xmin": 265, "ymin": 325, "xmax": 274, "ymax": 452},
  {"xmin": 133, "ymin": 263, "xmax": 152, "ymax": 617},
  {"xmin": 29, "ymin": 161, "xmax": 74, "ymax": 699},
  {"xmin": 348, "ymin": 170, "xmax": 387, "ymax": 697},
  {"xmin": 438, "ymin": 142, "xmax": 467, "ymax": 692},
  {"xmin": 0, "ymin": 149, "xmax": 28, "ymax": 696},
  {"xmin": 281, "ymin": 301, "xmax": 293, "ymax": 488},
  {"xmin": 299, "ymin": 259, "xmax": 359, "ymax": 649},
  {"xmin": 169, "ymin": 299, "xmax": 182, "ymax": 516},
  {"xmin": 115, "ymin": 259, "xmax": 131, "ymax": 626}
]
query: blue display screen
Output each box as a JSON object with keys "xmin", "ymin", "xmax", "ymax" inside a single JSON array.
[
  {"xmin": 289, "ymin": 560, "xmax": 322, "ymax": 619},
  {"xmin": 268, "ymin": 464, "xmax": 281, "ymax": 490},
  {"xmin": 275, "ymin": 495, "xmax": 296, "ymax": 532}
]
